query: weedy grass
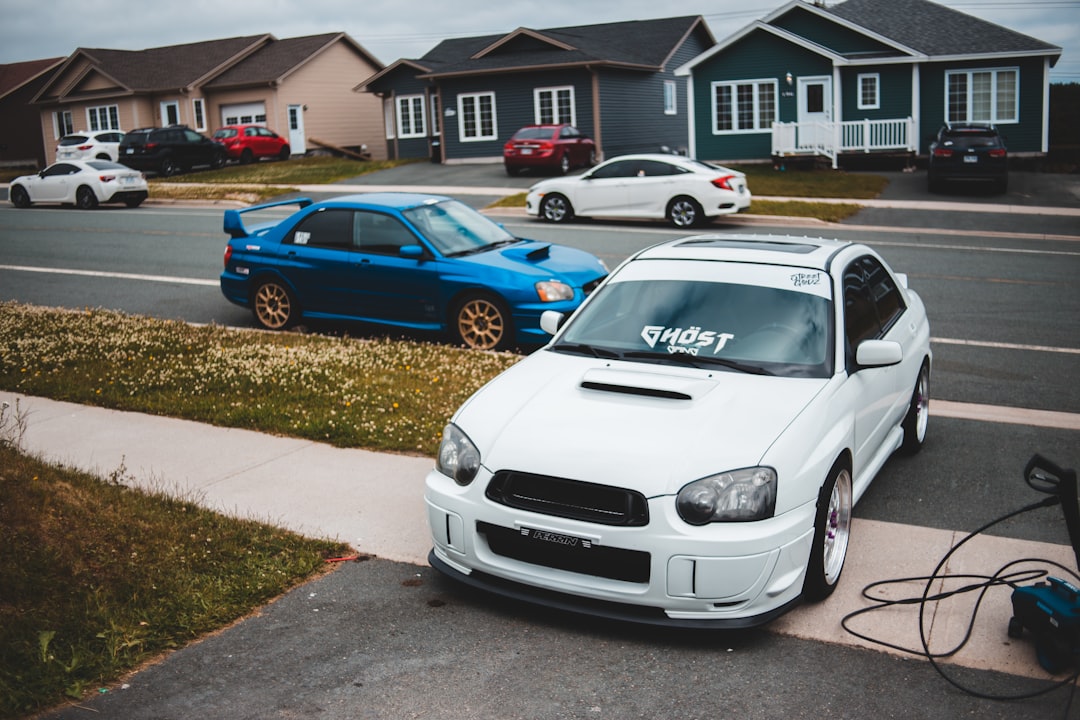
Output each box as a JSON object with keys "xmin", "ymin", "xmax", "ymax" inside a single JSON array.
[{"xmin": 0, "ymin": 443, "xmax": 351, "ymax": 718}]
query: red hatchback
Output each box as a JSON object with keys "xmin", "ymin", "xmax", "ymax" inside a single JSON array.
[
  {"xmin": 503, "ymin": 124, "xmax": 595, "ymax": 176},
  {"xmin": 212, "ymin": 125, "xmax": 291, "ymax": 163}
]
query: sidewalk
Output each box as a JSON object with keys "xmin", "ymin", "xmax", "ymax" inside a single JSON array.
[{"xmin": 4, "ymin": 390, "xmax": 1074, "ymax": 682}]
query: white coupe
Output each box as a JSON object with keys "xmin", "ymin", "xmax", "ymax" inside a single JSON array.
[
  {"xmin": 525, "ymin": 153, "xmax": 751, "ymax": 229},
  {"xmin": 8, "ymin": 160, "xmax": 148, "ymax": 210},
  {"xmin": 426, "ymin": 233, "xmax": 931, "ymax": 628}
]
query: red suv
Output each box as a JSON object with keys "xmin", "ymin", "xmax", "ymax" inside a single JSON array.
[
  {"xmin": 212, "ymin": 125, "xmax": 291, "ymax": 163},
  {"xmin": 503, "ymin": 124, "xmax": 595, "ymax": 176}
]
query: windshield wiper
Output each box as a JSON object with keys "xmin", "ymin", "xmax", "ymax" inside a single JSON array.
[
  {"xmin": 621, "ymin": 351, "xmax": 773, "ymax": 375},
  {"xmin": 447, "ymin": 238, "xmax": 521, "ymax": 257},
  {"xmin": 552, "ymin": 343, "xmax": 620, "ymax": 359}
]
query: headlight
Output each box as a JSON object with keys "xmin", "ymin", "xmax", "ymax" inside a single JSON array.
[
  {"xmin": 436, "ymin": 423, "xmax": 481, "ymax": 486},
  {"xmin": 676, "ymin": 467, "xmax": 777, "ymax": 524},
  {"xmin": 535, "ymin": 280, "xmax": 573, "ymax": 302}
]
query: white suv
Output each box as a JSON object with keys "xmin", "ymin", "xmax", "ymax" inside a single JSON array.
[{"xmin": 55, "ymin": 131, "xmax": 124, "ymax": 162}]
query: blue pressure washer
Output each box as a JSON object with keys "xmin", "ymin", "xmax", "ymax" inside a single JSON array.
[{"xmin": 1007, "ymin": 455, "xmax": 1080, "ymax": 674}]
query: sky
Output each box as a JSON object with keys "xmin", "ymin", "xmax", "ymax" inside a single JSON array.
[{"xmin": 0, "ymin": 0, "xmax": 1076, "ymax": 83}]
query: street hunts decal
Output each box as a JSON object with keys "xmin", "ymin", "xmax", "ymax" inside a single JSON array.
[{"xmin": 641, "ymin": 325, "xmax": 735, "ymax": 355}]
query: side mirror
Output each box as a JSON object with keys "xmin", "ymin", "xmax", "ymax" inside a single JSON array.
[
  {"xmin": 399, "ymin": 245, "xmax": 424, "ymax": 259},
  {"xmin": 855, "ymin": 339, "xmax": 902, "ymax": 368},
  {"xmin": 540, "ymin": 310, "xmax": 565, "ymax": 335}
]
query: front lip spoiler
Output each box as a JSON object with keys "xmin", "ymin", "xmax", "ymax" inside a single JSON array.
[{"xmin": 428, "ymin": 549, "xmax": 802, "ymax": 630}]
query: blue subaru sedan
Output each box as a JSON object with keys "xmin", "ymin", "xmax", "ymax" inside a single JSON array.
[{"xmin": 219, "ymin": 193, "xmax": 608, "ymax": 350}]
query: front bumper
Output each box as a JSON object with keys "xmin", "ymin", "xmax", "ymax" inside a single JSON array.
[{"xmin": 425, "ymin": 467, "xmax": 817, "ymax": 628}]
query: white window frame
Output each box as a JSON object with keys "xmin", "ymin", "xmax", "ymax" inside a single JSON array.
[
  {"xmin": 458, "ymin": 91, "xmax": 497, "ymax": 142},
  {"xmin": 710, "ymin": 78, "xmax": 778, "ymax": 134},
  {"xmin": 53, "ymin": 110, "xmax": 74, "ymax": 138},
  {"xmin": 87, "ymin": 104, "xmax": 121, "ymax": 132},
  {"xmin": 533, "ymin": 86, "xmax": 575, "ymax": 125},
  {"xmin": 395, "ymin": 95, "xmax": 427, "ymax": 138},
  {"xmin": 160, "ymin": 100, "xmax": 180, "ymax": 126},
  {"xmin": 945, "ymin": 67, "xmax": 1019, "ymax": 124},
  {"xmin": 384, "ymin": 99, "xmax": 396, "ymax": 139},
  {"xmin": 664, "ymin": 81, "xmax": 677, "ymax": 115},
  {"xmin": 192, "ymin": 99, "xmax": 206, "ymax": 131},
  {"xmin": 430, "ymin": 93, "xmax": 441, "ymax": 135},
  {"xmin": 857, "ymin": 73, "xmax": 880, "ymax": 110}
]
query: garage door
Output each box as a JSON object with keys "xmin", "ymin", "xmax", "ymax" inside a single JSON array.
[{"xmin": 221, "ymin": 102, "xmax": 267, "ymax": 126}]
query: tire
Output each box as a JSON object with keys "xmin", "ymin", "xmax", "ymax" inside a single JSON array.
[
  {"xmin": 278, "ymin": 145, "xmax": 291, "ymax": 161},
  {"xmin": 75, "ymin": 186, "xmax": 99, "ymax": 210},
  {"xmin": 558, "ymin": 153, "xmax": 570, "ymax": 175},
  {"xmin": 540, "ymin": 193, "xmax": 573, "ymax": 223},
  {"xmin": 900, "ymin": 361, "xmax": 930, "ymax": 455},
  {"xmin": 586, "ymin": 149, "xmax": 597, "ymax": 167},
  {"xmin": 9, "ymin": 185, "xmax": 31, "ymax": 208},
  {"xmin": 505, "ymin": 164, "xmax": 520, "ymax": 177},
  {"xmin": 240, "ymin": 148, "xmax": 255, "ymax": 165},
  {"xmin": 159, "ymin": 156, "xmax": 179, "ymax": 177},
  {"xmin": 211, "ymin": 153, "xmax": 226, "ymax": 170},
  {"xmin": 667, "ymin": 196, "xmax": 703, "ymax": 228},
  {"xmin": 95, "ymin": 153, "xmax": 110, "ymax": 160},
  {"xmin": 252, "ymin": 279, "xmax": 298, "ymax": 330},
  {"xmin": 804, "ymin": 460, "xmax": 853, "ymax": 601},
  {"xmin": 453, "ymin": 295, "xmax": 511, "ymax": 351}
]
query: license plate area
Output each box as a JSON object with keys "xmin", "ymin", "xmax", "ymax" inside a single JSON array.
[
  {"xmin": 478, "ymin": 521, "xmax": 650, "ymax": 583},
  {"xmin": 963, "ymin": 154, "xmax": 978, "ymax": 163}
]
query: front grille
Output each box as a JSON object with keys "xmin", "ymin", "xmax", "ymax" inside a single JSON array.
[
  {"xmin": 486, "ymin": 471, "xmax": 649, "ymax": 526},
  {"xmin": 478, "ymin": 521, "xmax": 650, "ymax": 583}
]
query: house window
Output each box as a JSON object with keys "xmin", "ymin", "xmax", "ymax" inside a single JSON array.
[
  {"xmin": 396, "ymin": 95, "xmax": 427, "ymax": 138},
  {"xmin": 664, "ymin": 81, "xmax": 677, "ymax": 115},
  {"xmin": 711, "ymin": 79, "xmax": 776, "ymax": 133},
  {"xmin": 946, "ymin": 68, "xmax": 1018, "ymax": 124},
  {"xmin": 458, "ymin": 92, "xmax": 497, "ymax": 141},
  {"xmin": 53, "ymin": 110, "xmax": 74, "ymax": 138},
  {"xmin": 87, "ymin": 105, "xmax": 120, "ymax": 131},
  {"xmin": 192, "ymin": 99, "xmax": 206, "ymax": 131},
  {"xmin": 430, "ymin": 94, "xmax": 440, "ymax": 135},
  {"xmin": 534, "ymin": 86, "xmax": 574, "ymax": 125},
  {"xmin": 857, "ymin": 73, "xmax": 880, "ymax": 110}
]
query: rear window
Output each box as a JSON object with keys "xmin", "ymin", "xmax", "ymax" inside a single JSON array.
[
  {"xmin": 512, "ymin": 127, "xmax": 555, "ymax": 140},
  {"xmin": 214, "ymin": 128, "xmax": 238, "ymax": 139},
  {"xmin": 59, "ymin": 135, "xmax": 89, "ymax": 146},
  {"xmin": 940, "ymin": 129, "xmax": 1002, "ymax": 150}
]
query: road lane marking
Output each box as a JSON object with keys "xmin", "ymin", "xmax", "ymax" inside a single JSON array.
[
  {"xmin": 0, "ymin": 264, "xmax": 217, "ymax": 286},
  {"xmin": 932, "ymin": 400, "xmax": 1080, "ymax": 431},
  {"xmin": 933, "ymin": 336, "xmax": 1080, "ymax": 355}
]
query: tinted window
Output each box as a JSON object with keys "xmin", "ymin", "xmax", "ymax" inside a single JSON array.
[
  {"xmin": 513, "ymin": 127, "xmax": 554, "ymax": 140},
  {"xmin": 288, "ymin": 209, "xmax": 353, "ymax": 250},
  {"xmin": 843, "ymin": 255, "xmax": 905, "ymax": 350},
  {"xmin": 354, "ymin": 211, "xmax": 418, "ymax": 255},
  {"xmin": 59, "ymin": 135, "xmax": 89, "ymax": 146},
  {"xmin": 589, "ymin": 160, "xmax": 636, "ymax": 179},
  {"xmin": 43, "ymin": 163, "xmax": 80, "ymax": 177}
]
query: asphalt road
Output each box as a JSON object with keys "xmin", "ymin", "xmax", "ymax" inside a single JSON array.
[{"xmin": 3, "ymin": 165, "xmax": 1080, "ymax": 719}]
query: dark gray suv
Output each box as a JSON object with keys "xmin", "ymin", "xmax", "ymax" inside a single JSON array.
[
  {"xmin": 927, "ymin": 123, "xmax": 1008, "ymax": 194},
  {"xmin": 118, "ymin": 125, "xmax": 226, "ymax": 177}
]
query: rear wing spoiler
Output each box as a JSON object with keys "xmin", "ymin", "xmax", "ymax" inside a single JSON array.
[{"xmin": 223, "ymin": 197, "xmax": 313, "ymax": 239}]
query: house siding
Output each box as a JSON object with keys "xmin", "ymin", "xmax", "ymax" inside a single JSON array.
[
  {"xmin": 691, "ymin": 32, "xmax": 831, "ymax": 161},
  {"xmin": 918, "ymin": 56, "xmax": 1048, "ymax": 154},
  {"xmin": 770, "ymin": 7, "xmax": 899, "ymax": 55},
  {"xmin": 839, "ymin": 64, "xmax": 912, "ymax": 120}
]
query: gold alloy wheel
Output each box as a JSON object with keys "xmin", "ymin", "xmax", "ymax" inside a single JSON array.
[
  {"xmin": 456, "ymin": 297, "xmax": 507, "ymax": 350},
  {"xmin": 253, "ymin": 281, "xmax": 294, "ymax": 330}
]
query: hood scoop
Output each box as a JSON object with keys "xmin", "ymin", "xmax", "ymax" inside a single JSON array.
[
  {"xmin": 503, "ymin": 243, "xmax": 552, "ymax": 262},
  {"xmin": 579, "ymin": 367, "xmax": 716, "ymax": 401}
]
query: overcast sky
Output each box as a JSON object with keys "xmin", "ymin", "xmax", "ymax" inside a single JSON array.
[{"xmin": 1, "ymin": 0, "xmax": 1076, "ymax": 82}]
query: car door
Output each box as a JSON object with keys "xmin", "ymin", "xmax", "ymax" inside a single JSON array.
[
  {"xmin": 278, "ymin": 208, "xmax": 361, "ymax": 315},
  {"xmin": 841, "ymin": 255, "xmax": 906, "ymax": 472},
  {"xmin": 624, "ymin": 159, "xmax": 684, "ymax": 217},
  {"xmin": 31, "ymin": 163, "xmax": 81, "ymax": 202},
  {"xmin": 573, "ymin": 159, "xmax": 636, "ymax": 216},
  {"xmin": 351, "ymin": 210, "xmax": 443, "ymax": 326}
]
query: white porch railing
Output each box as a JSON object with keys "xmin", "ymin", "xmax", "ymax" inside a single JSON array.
[{"xmin": 772, "ymin": 117, "xmax": 915, "ymax": 168}]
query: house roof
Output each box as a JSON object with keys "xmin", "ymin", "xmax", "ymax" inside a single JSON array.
[
  {"xmin": 0, "ymin": 57, "xmax": 64, "ymax": 101},
  {"xmin": 409, "ymin": 15, "xmax": 709, "ymax": 80},
  {"xmin": 825, "ymin": 0, "xmax": 1061, "ymax": 58},
  {"xmin": 204, "ymin": 32, "xmax": 380, "ymax": 88}
]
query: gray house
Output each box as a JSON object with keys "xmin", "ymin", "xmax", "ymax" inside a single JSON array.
[
  {"xmin": 675, "ymin": 0, "xmax": 1062, "ymax": 166},
  {"xmin": 356, "ymin": 16, "xmax": 715, "ymax": 164}
]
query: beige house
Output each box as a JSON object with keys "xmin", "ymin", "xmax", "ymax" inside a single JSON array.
[{"xmin": 32, "ymin": 32, "xmax": 386, "ymax": 165}]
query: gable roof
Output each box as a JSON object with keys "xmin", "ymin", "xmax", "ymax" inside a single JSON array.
[
  {"xmin": 204, "ymin": 32, "xmax": 381, "ymax": 89},
  {"xmin": 0, "ymin": 57, "xmax": 64, "ymax": 101},
  {"xmin": 403, "ymin": 15, "xmax": 710, "ymax": 80}
]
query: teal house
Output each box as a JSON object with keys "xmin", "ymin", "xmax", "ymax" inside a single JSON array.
[{"xmin": 675, "ymin": 0, "xmax": 1062, "ymax": 166}]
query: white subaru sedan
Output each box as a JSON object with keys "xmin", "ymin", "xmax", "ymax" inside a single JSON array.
[
  {"xmin": 426, "ymin": 234, "xmax": 931, "ymax": 628},
  {"xmin": 525, "ymin": 153, "xmax": 751, "ymax": 229}
]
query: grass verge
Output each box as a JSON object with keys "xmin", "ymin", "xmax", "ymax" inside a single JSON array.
[{"xmin": 0, "ymin": 441, "xmax": 351, "ymax": 719}]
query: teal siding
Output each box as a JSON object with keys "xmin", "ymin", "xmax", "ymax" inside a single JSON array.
[
  {"xmin": 771, "ymin": 7, "xmax": 899, "ymax": 55},
  {"xmin": 840, "ymin": 65, "xmax": 912, "ymax": 120},
  {"xmin": 691, "ymin": 32, "xmax": 831, "ymax": 161},
  {"xmin": 918, "ymin": 57, "xmax": 1048, "ymax": 153}
]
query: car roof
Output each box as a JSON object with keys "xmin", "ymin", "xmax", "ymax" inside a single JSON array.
[
  {"xmin": 632, "ymin": 234, "xmax": 855, "ymax": 271},
  {"xmin": 312, "ymin": 192, "xmax": 455, "ymax": 212}
]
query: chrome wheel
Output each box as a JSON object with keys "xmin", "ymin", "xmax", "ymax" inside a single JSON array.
[
  {"xmin": 668, "ymin": 197, "xmax": 702, "ymax": 228},
  {"xmin": 455, "ymin": 296, "xmax": 508, "ymax": 350},
  {"xmin": 821, "ymin": 468, "xmax": 852, "ymax": 587},
  {"xmin": 540, "ymin": 194, "xmax": 572, "ymax": 223},
  {"xmin": 901, "ymin": 363, "xmax": 930, "ymax": 454},
  {"xmin": 253, "ymin": 281, "xmax": 296, "ymax": 330}
]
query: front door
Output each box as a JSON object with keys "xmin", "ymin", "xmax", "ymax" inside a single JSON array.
[
  {"xmin": 797, "ymin": 76, "xmax": 832, "ymax": 151},
  {"xmin": 288, "ymin": 105, "xmax": 306, "ymax": 155}
]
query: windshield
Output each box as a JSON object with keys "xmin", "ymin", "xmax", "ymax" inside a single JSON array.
[
  {"xmin": 554, "ymin": 263, "xmax": 834, "ymax": 377},
  {"xmin": 402, "ymin": 199, "xmax": 517, "ymax": 256}
]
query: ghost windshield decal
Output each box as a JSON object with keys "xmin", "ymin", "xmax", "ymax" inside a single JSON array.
[{"xmin": 641, "ymin": 325, "xmax": 735, "ymax": 355}]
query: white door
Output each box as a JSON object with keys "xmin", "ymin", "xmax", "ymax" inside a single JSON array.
[
  {"xmin": 797, "ymin": 76, "xmax": 832, "ymax": 151},
  {"xmin": 161, "ymin": 101, "xmax": 180, "ymax": 126},
  {"xmin": 288, "ymin": 105, "xmax": 306, "ymax": 155}
]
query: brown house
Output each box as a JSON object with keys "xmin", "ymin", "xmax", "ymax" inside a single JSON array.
[
  {"xmin": 31, "ymin": 32, "xmax": 386, "ymax": 165},
  {"xmin": 0, "ymin": 57, "xmax": 64, "ymax": 166}
]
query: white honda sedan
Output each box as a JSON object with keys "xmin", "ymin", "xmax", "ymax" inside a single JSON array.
[
  {"xmin": 8, "ymin": 160, "xmax": 148, "ymax": 210},
  {"xmin": 426, "ymin": 234, "xmax": 931, "ymax": 628},
  {"xmin": 525, "ymin": 153, "xmax": 751, "ymax": 228}
]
